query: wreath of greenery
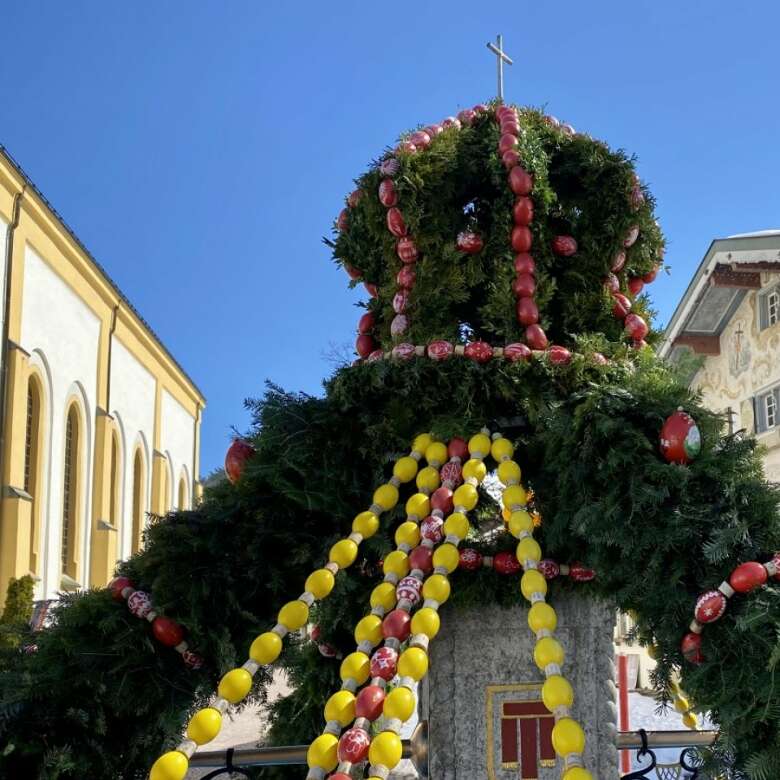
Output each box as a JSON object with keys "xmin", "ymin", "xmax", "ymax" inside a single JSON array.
[{"xmin": 1, "ymin": 104, "xmax": 779, "ymax": 780}]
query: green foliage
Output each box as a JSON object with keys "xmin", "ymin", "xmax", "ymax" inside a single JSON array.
[
  {"xmin": 332, "ymin": 103, "xmax": 662, "ymax": 350},
  {"xmin": 0, "ymin": 575, "xmax": 34, "ymax": 650}
]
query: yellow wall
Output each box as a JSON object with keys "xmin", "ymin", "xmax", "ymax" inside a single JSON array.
[{"xmin": 0, "ymin": 151, "xmax": 205, "ymax": 605}]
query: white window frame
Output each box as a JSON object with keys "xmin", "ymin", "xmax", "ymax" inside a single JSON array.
[
  {"xmin": 758, "ymin": 285, "xmax": 780, "ymax": 331},
  {"xmin": 755, "ymin": 386, "xmax": 780, "ymax": 433}
]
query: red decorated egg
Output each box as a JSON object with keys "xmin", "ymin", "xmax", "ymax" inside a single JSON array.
[
  {"xmin": 509, "ymin": 166, "xmax": 533, "ymax": 195},
  {"xmin": 425, "ymin": 124, "xmax": 443, "ymax": 137},
  {"xmin": 441, "ymin": 116, "xmax": 461, "ymax": 130},
  {"xmin": 152, "ymin": 616, "xmax": 184, "ymax": 647},
  {"xmin": 358, "ymin": 312, "xmax": 375, "ymax": 334},
  {"xmin": 548, "ymin": 346, "xmax": 572, "ymax": 366},
  {"xmin": 355, "ymin": 684, "xmax": 386, "ymax": 720},
  {"xmin": 516, "ymin": 297, "xmax": 539, "ymax": 326},
  {"xmin": 592, "ymin": 352, "xmax": 608, "ymax": 365},
  {"xmin": 182, "ymin": 650, "xmax": 204, "ymax": 670},
  {"xmin": 338, "ymin": 728, "xmax": 371, "ymax": 763},
  {"xmin": 457, "ymin": 231, "xmax": 484, "ymax": 254},
  {"xmin": 397, "ymin": 237, "xmax": 419, "ymax": 264},
  {"xmin": 561, "ymin": 123, "xmax": 576, "ymax": 136},
  {"xmin": 356, "ymin": 334, "xmax": 376, "ymax": 359},
  {"xmin": 627, "ymin": 277, "xmax": 645, "ymax": 297},
  {"xmin": 660, "ymin": 409, "xmax": 701, "ymax": 464},
  {"xmin": 525, "ymin": 324, "xmax": 548, "ymax": 350},
  {"xmin": 551, "ymin": 235, "xmax": 577, "ymax": 257},
  {"xmin": 502, "ymin": 149, "xmax": 521, "ymax": 169},
  {"xmin": 624, "ymin": 226, "xmax": 640, "ymax": 247},
  {"xmin": 630, "ymin": 185, "xmax": 645, "ymax": 210},
  {"xmin": 457, "ymin": 108, "xmax": 476, "ymax": 126},
  {"xmin": 397, "ymin": 141, "xmax": 417, "ymax": 154},
  {"xmin": 390, "ymin": 315, "xmax": 409, "ymax": 338},
  {"xmin": 347, "ymin": 189, "xmax": 362, "ymax": 208},
  {"xmin": 604, "ymin": 273, "xmax": 620, "ymax": 293},
  {"xmin": 420, "ymin": 516, "xmax": 444, "ymax": 543},
  {"xmin": 379, "ymin": 178, "xmax": 398, "ymax": 207},
  {"xmin": 392, "ymin": 343, "xmax": 416, "ymax": 361},
  {"xmin": 310, "ymin": 625, "xmax": 321, "ymax": 642},
  {"xmin": 511, "ymin": 226, "xmax": 533, "ymax": 253},
  {"xmin": 409, "ymin": 130, "xmax": 431, "ymax": 149},
  {"xmin": 318, "ymin": 642, "xmax": 339, "ymax": 659},
  {"xmin": 448, "ymin": 437, "xmax": 469, "ymax": 461},
  {"xmin": 225, "ymin": 439, "xmax": 255, "ymax": 484},
  {"xmin": 504, "ymin": 342, "xmax": 532, "ymax": 362},
  {"xmin": 493, "ymin": 551, "xmax": 522, "ymax": 576},
  {"xmin": 337, "ymin": 209, "xmax": 349, "ymax": 232},
  {"xmin": 612, "ymin": 293, "xmax": 631, "ymax": 319},
  {"xmin": 368, "ymin": 349, "xmax": 384, "ymax": 362},
  {"xmin": 569, "ymin": 563, "xmax": 596, "ymax": 582},
  {"xmin": 499, "ymin": 133, "xmax": 518, "ymax": 154},
  {"xmin": 545, "ymin": 115, "xmax": 561, "ymax": 127},
  {"xmin": 681, "ymin": 632, "xmax": 703, "ymax": 664},
  {"xmin": 643, "ymin": 265, "xmax": 660, "ymax": 284},
  {"xmin": 408, "ymin": 546, "xmax": 433, "ymax": 575},
  {"xmin": 513, "ymin": 197, "xmax": 534, "ymax": 226},
  {"xmin": 624, "ymin": 313, "xmax": 649, "ymax": 341},
  {"xmin": 380, "ymin": 158, "xmax": 400, "ymax": 176},
  {"xmin": 431, "ymin": 487, "xmax": 454, "ymax": 514},
  {"xmin": 364, "ymin": 281, "xmax": 378, "ymax": 298},
  {"xmin": 440, "ymin": 461, "xmax": 463, "ymax": 487},
  {"xmin": 514, "ymin": 253, "xmax": 536, "ymax": 275},
  {"xmin": 513, "ymin": 273, "xmax": 536, "ymax": 298},
  {"xmin": 370, "ymin": 646, "xmax": 398, "ymax": 681},
  {"xmin": 127, "ymin": 590, "xmax": 153, "ymax": 619},
  {"xmin": 397, "ymin": 266, "xmax": 416, "ymax": 289},
  {"xmin": 382, "ymin": 609, "xmax": 411, "ymax": 641},
  {"xmin": 345, "ymin": 263, "xmax": 362, "ymax": 280},
  {"xmin": 538, "ymin": 560, "xmax": 561, "ymax": 579},
  {"xmin": 459, "ymin": 548, "xmax": 483, "ymax": 571},
  {"xmin": 109, "ymin": 576, "xmax": 133, "ymax": 601},
  {"xmin": 464, "ymin": 341, "xmax": 493, "ymax": 363},
  {"xmin": 473, "ymin": 103, "xmax": 488, "ymax": 114},
  {"xmin": 386, "ymin": 207, "xmax": 407, "ymax": 237},
  {"xmin": 611, "ymin": 250, "xmax": 626, "ymax": 273},
  {"xmin": 392, "ymin": 291, "xmax": 408, "ymax": 314},
  {"xmin": 427, "ymin": 340, "xmax": 454, "ymax": 361},
  {"xmin": 396, "ymin": 575, "xmax": 423, "ymax": 604},
  {"xmin": 694, "ymin": 590, "xmax": 726, "ymax": 624},
  {"xmin": 771, "ymin": 553, "xmax": 780, "ymax": 582},
  {"xmin": 729, "ymin": 561, "xmax": 768, "ymax": 594}
]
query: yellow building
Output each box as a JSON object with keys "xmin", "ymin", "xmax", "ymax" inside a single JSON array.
[{"xmin": 0, "ymin": 146, "xmax": 205, "ymax": 605}]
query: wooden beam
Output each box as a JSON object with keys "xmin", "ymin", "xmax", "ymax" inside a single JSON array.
[
  {"xmin": 674, "ymin": 333, "xmax": 720, "ymax": 356},
  {"xmin": 727, "ymin": 261, "xmax": 780, "ymax": 273},
  {"xmin": 711, "ymin": 264, "xmax": 761, "ymax": 289}
]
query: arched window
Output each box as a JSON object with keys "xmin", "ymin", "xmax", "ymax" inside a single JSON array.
[
  {"xmin": 178, "ymin": 475, "xmax": 187, "ymax": 510},
  {"xmin": 61, "ymin": 404, "xmax": 81, "ymax": 579},
  {"xmin": 25, "ymin": 375, "xmax": 44, "ymax": 574},
  {"xmin": 109, "ymin": 432, "xmax": 121, "ymax": 530},
  {"xmin": 131, "ymin": 449, "xmax": 144, "ymax": 554}
]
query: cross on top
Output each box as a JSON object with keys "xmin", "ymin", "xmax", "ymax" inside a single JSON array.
[{"xmin": 486, "ymin": 34, "xmax": 513, "ymax": 101}]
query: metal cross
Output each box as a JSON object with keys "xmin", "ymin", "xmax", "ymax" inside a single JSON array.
[{"xmin": 486, "ymin": 34, "xmax": 513, "ymax": 102}]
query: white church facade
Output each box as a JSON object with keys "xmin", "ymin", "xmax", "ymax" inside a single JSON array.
[{"xmin": 0, "ymin": 146, "xmax": 205, "ymax": 605}]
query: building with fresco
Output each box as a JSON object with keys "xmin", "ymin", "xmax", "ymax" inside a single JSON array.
[{"xmin": 0, "ymin": 146, "xmax": 205, "ymax": 605}]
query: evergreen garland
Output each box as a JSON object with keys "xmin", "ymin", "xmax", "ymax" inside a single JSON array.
[{"xmin": 1, "ymin": 105, "xmax": 778, "ymax": 780}]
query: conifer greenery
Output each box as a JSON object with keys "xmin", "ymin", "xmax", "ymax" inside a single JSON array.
[{"xmin": 1, "ymin": 104, "xmax": 779, "ymax": 780}]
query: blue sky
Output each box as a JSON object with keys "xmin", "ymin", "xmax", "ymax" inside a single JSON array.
[{"xmin": 1, "ymin": 2, "xmax": 778, "ymax": 475}]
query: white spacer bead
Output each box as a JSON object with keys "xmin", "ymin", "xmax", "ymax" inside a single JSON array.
[
  {"xmin": 554, "ymin": 704, "xmax": 571, "ymax": 719},
  {"xmin": 174, "ymin": 641, "xmax": 188, "ymax": 654},
  {"xmin": 481, "ymin": 427, "xmax": 492, "ymax": 436},
  {"xmin": 398, "ymin": 543, "xmax": 411, "ymax": 553},
  {"xmin": 354, "ymin": 716, "xmax": 373, "ymax": 729},
  {"xmin": 273, "ymin": 623, "xmax": 289, "ymax": 639},
  {"xmin": 323, "ymin": 720, "xmax": 342, "ymax": 735},
  {"xmin": 384, "ymin": 572, "xmax": 400, "ymax": 585},
  {"xmin": 450, "ymin": 456, "xmax": 462, "ymax": 464},
  {"xmin": 384, "ymin": 718, "xmax": 403, "ymax": 734},
  {"xmin": 510, "ymin": 503, "xmax": 525, "ymax": 511},
  {"xmin": 765, "ymin": 560, "xmax": 779, "ymax": 577},
  {"xmin": 419, "ymin": 487, "xmax": 432, "ymax": 496},
  {"xmin": 410, "ymin": 451, "xmax": 423, "ymax": 462},
  {"xmin": 454, "ymin": 345, "xmax": 465, "ymax": 356},
  {"xmin": 397, "ymin": 598, "xmax": 413, "ymax": 612},
  {"xmin": 529, "ymin": 592, "xmax": 546, "ymax": 604},
  {"xmin": 367, "ymin": 680, "xmax": 386, "ymax": 692},
  {"xmin": 299, "ymin": 592, "xmax": 316, "ymax": 607},
  {"xmin": 517, "ymin": 530, "xmax": 530, "ymax": 539},
  {"xmin": 414, "ymin": 345, "xmax": 425, "ymax": 356},
  {"xmin": 689, "ymin": 620, "xmax": 703, "ymax": 634},
  {"xmin": 384, "ymin": 637, "xmax": 401, "ymax": 650},
  {"xmin": 398, "ymin": 675, "xmax": 417, "ymax": 689},
  {"xmin": 559, "ymin": 564, "xmax": 570, "ymax": 576},
  {"xmin": 536, "ymin": 628, "xmax": 552, "ymax": 639},
  {"xmin": 718, "ymin": 581, "xmax": 735, "ymax": 598},
  {"xmin": 370, "ymin": 503, "xmax": 384, "ymax": 515},
  {"xmin": 389, "ymin": 476, "xmax": 402, "ymax": 488},
  {"xmin": 341, "ymin": 678, "xmax": 359, "ymax": 693},
  {"xmin": 433, "ymin": 565, "xmax": 449, "ymax": 575},
  {"xmin": 146, "ymin": 610, "xmax": 157, "ymax": 622},
  {"xmin": 431, "ymin": 508, "xmax": 445, "ymax": 519},
  {"xmin": 121, "ymin": 586, "xmax": 135, "ymax": 599},
  {"xmin": 544, "ymin": 663, "xmax": 562, "ymax": 677},
  {"xmin": 407, "ymin": 513, "xmax": 421, "ymax": 522},
  {"xmin": 368, "ymin": 764, "xmax": 390, "ymax": 780},
  {"xmin": 454, "ymin": 504, "xmax": 467, "ymax": 513},
  {"xmin": 324, "ymin": 561, "xmax": 340, "ymax": 575},
  {"xmin": 212, "ymin": 697, "xmax": 229, "ymax": 714},
  {"xmin": 176, "ymin": 739, "xmax": 198, "ymax": 758},
  {"xmin": 242, "ymin": 659, "xmax": 260, "ymax": 676},
  {"xmin": 564, "ymin": 753, "xmax": 585, "ymax": 770},
  {"xmin": 371, "ymin": 605, "xmax": 386, "ymax": 617},
  {"xmin": 482, "ymin": 556, "xmax": 493, "ymax": 568},
  {"xmin": 464, "ymin": 476, "xmax": 478, "ymax": 486},
  {"xmin": 348, "ymin": 532, "xmax": 364, "ymax": 545},
  {"xmin": 337, "ymin": 761, "xmax": 354, "ymax": 775},
  {"xmin": 505, "ymin": 478, "xmax": 519, "ymax": 486},
  {"xmin": 306, "ymin": 768, "xmax": 327, "ymax": 780},
  {"xmin": 423, "ymin": 598, "xmax": 440, "ymax": 610},
  {"xmin": 493, "ymin": 347, "xmax": 504, "ymax": 357},
  {"xmin": 410, "ymin": 633, "xmax": 429, "ymax": 651},
  {"xmin": 410, "ymin": 569, "xmax": 425, "ymax": 580},
  {"xmin": 524, "ymin": 560, "xmax": 538, "ymax": 571},
  {"xmin": 357, "ymin": 640, "xmax": 374, "ymax": 655},
  {"xmin": 471, "ymin": 451, "xmax": 485, "ymax": 459},
  {"xmin": 444, "ymin": 533, "xmax": 460, "ymax": 545},
  {"xmin": 421, "ymin": 538, "xmax": 435, "ymax": 549}
]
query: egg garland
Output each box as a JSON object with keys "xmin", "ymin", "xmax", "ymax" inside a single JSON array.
[
  {"xmin": 660, "ymin": 408, "xmax": 701, "ymax": 465},
  {"xmin": 680, "ymin": 555, "xmax": 778, "ymax": 668},
  {"xmin": 306, "ymin": 432, "xmax": 492, "ymax": 780},
  {"xmin": 148, "ymin": 433, "xmax": 440, "ymax": 780}
]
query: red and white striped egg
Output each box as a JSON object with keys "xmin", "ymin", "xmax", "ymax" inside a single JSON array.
[
  {"xmin": 420, "ymin": 516, "xmax": 444, "ymax": 543},
  {"xmin": 396, "ymin": 575, "xmax": 422, "ymax": 605}
]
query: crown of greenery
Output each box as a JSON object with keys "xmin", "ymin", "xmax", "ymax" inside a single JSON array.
[{"xmin": 330, "ymin": 103, "xmax": 664, "ymax": 351}]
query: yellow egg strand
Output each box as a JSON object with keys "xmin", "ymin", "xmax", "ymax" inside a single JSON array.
[
  {"xmin": 496, "ymin": 435, "xmax": 593, "ymax": 780},
  {"xmin": 671, "ymin": 680, "xmax": 700, "ymax": 730},
  {"xmin": 350, "ymin": 430, "xmax": 492, "ymax": 780},
  {"xmin": 148, "ymin": 433, "xmax": 436, "ymax": 780}
]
